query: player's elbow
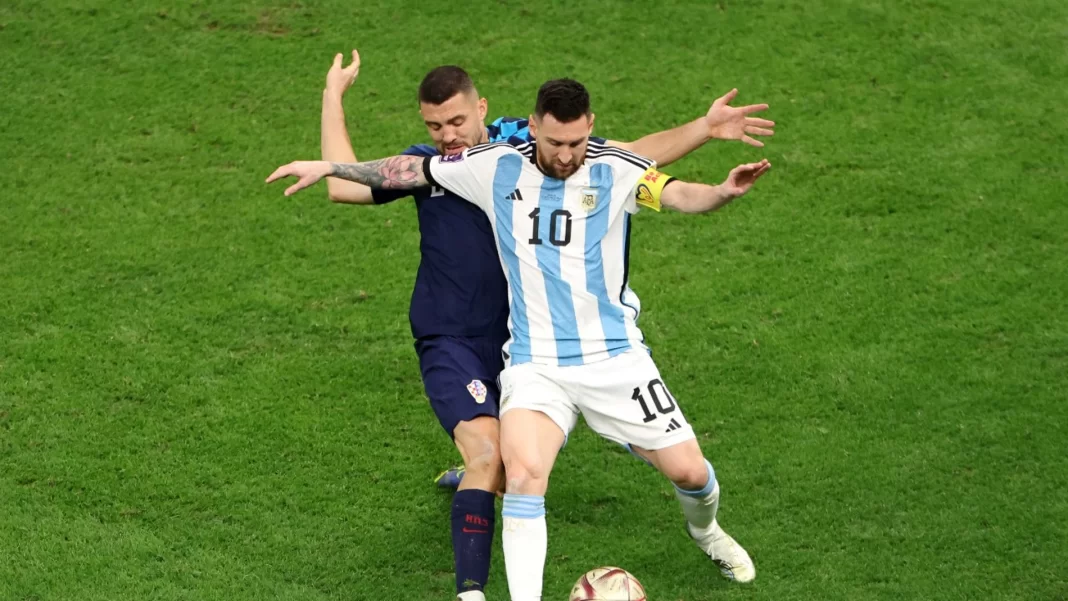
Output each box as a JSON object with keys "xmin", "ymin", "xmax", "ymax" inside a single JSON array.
[
  {"xmin": 326, "ymin": 180, "xmax": 372, "ymax": 205},
  {"xmin": 327, "ymin": 187, "xmax": 349, "ymax": 203}
]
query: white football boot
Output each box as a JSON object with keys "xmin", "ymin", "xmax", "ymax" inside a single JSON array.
[{"xmin": 687, "ymin": 520, "xmax": 756, "ymax": 583}]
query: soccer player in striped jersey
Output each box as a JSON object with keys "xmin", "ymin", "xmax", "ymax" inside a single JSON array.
[
  {"xmin": 270, "ymin": 78, "xmax": 772, "ymax": 599},
  {"xmin": 317, "ymin": 51, "xmax": 774, "ymax": 601}
]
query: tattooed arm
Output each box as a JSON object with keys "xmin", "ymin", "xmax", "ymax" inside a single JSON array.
[
  {"xmin": 266, "ymin": 156, "xmax": 429, "ymax": 197},
  {"xmin": 330, "ymin": 156, "xmax": 427, "ymax": 189}
]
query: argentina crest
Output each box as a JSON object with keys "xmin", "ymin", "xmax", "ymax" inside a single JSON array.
[{"xmin": 579, "ymin": 187, "xmax": 598, "ymax": 213}]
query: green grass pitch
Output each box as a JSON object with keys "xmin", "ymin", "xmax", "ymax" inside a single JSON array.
[{"xmin": 1, "ymin": 1, "xmax": 1066, "ymax": 599}]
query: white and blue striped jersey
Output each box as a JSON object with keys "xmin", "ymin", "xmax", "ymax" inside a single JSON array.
[{"xmin": 423, "ymin": 140, "xmax": 664, "ymax": 367}]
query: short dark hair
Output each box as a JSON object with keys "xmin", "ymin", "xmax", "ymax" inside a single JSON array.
[
  {"xmin": 534, "ymin": 79, "xmax": 591, "ymax": 122},
  {"xmin": 418, "ymin": 66, "xmax": 476, "ymax": 104}
]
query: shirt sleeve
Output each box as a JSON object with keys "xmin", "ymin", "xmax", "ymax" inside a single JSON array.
[
  {"xmin": 371, "ymin": 187, "xmax": 412, "ymax": 205},
  {"xmin": 422, "ymin": 144, "xmax": 513, "ymax": 212}
]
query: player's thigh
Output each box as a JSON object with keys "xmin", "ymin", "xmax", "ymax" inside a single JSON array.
[
  {"xmin": 415, "ymin": 336, "xmax": 500, "ymax": 439},
  {"xmin": 498, "ymin": 362, "xmax": 576, "ymax": 480},
  {"xmin": 577, "ymin": 350, "xmax": 696, "ymax": 451},
  {"xmin": 631, "ymin": 437, "xmax": 709, "ymax": 490}
]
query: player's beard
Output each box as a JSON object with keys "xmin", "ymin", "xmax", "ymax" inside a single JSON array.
[{"xmin": 537, "ymin": 149, "xmax": 582, "ymax": 180}]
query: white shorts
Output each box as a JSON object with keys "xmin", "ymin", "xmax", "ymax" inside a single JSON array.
[{"xmin": 498, "ymin": 349, "xmax": 695, "ymax": 450}]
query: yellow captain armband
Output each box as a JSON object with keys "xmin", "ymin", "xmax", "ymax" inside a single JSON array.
[{"xmin": 634, "ymin": 167, "xmax": 675, "ymax": 212}]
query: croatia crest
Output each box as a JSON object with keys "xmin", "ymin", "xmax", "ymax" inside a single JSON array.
[{"xmin": 466, "ymin": 379, "xmax": 488, "ymax": 404}]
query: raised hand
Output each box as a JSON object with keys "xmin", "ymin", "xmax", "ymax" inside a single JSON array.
[
  {"xmin": 705, "ymin": 89, "xmax": 776, "ymax": 147},
  {"xmin": 325, "ymin": 49, "xmax": 360, "ymax": 97},
  {"xmin": 721, "ymin": 159, "xmax": 772, "ymax": 198},
  {"xmin": 266, "ymin": 161, "xmax": 334, "ymax": 197}
]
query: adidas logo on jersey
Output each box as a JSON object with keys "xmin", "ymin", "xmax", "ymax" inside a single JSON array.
[
  {"xmin": 505, "ymin": 189, "xmax": 524, "ymax": 201},
  {"xmin": 664, "ymin": 418, "xmax": 683, "ymax": 433}
]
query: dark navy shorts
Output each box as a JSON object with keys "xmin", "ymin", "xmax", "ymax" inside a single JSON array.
[{"xmin": 415, "ymin": 335, "xmax": 506, "ymax": 437}]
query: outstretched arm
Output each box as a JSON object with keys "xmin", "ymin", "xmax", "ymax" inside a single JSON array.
[
  {"xmin": 660, "ymin": 159, "xmax": 771, "ymax": 214},
  {"xmin": 321, "ymin": 50, "xmax": 374, "ymax": 204},
  {"xmin": 266, "ymin": 156, "xmax": 429, "ymax": 197},
  {"xmin": 608, "ymin": 119, "xmax": 708, "ymax": 168},
  {"xmin": 609, "ymin": 89, "xmax": 775, "ymax": 167}
]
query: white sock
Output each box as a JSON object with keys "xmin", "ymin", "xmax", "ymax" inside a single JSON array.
[
  {"xmin": 674, "ymin": 460, "xmax": 720, "ymax": 534},
  {"xmin": 502, "ymin": 494, "xmax": 546, "ymax": 601},
  {"xmin": 457, "ymin": 592, "xmax": 486, "ymax": 601}
]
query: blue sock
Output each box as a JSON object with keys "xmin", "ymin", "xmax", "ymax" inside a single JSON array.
[{"xmin": 451, "ymin": 489, "xmax": 495, "ymax": 594}]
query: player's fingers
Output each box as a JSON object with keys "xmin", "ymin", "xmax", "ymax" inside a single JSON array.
[
  {"xmin": 746, "ymin": 117, "xmax": 776, "ymax": 128},
  {"xmin": 741, "ymin": 103, "xmax": 769, "ymax": 114},
  {"xmin": 730, "ymin": 163, "xmax": 757, "ymax": 178},
  {"xmin": 740, "ymin": 135, "xmax": 764, "ymax": 148},
  {"xmin": 351, "ymin": 49, "xmax": 360, "ymax": 65},
  {"xmin": 715, "ymin": 88, "xmax": 738, "ymax": 106},
  {"xmin": 332, "ymin": 53, "xmax": 342, "ymax": 68},
  {"xmin": 284, "ymin": 177, "xmax": 313, "ymax": 197},
  {"xmin": 745, "ymin": 126, "xmax": 775, "ymax": 137},
  {"xmin": 265, "ymin": 164, "xmax": 294, "ymax": 184}
]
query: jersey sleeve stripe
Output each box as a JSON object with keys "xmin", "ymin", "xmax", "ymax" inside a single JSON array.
[
  {"xmin": 586, "ymin": 142, "xmax": 654, "ymax": 167},
  {"xmin": 586, "ymin": 149, "xmax": 654, "ymax": 170},
  {"xmin": 468, "ymin": 142, "xmax": 514, "ymax": 157},
  {"xmin": 586, "ymin": 146, "xmax": 654, "ymax": 164}
]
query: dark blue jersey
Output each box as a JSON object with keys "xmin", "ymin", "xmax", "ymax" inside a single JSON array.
[{"xmin": 371, "ymin": 117, "xmax": 530, "ymax": 340}]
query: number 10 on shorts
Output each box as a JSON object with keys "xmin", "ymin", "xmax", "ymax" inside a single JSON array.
[{"xmin": 631, "ymin": 379, "xmax": 677, "ymax": 423}]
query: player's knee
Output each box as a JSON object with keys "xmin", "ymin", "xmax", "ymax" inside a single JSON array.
[
  {"xmin": 501, "ymin": 448, "xmax": 549, "ymax": 494},
  {"xmin": 666, "ymin": 458, "xmax": 711, "ymax": 491},
  {"xmin": 463, "ymin": 435, "xmax": 502, "ymax": 478}
]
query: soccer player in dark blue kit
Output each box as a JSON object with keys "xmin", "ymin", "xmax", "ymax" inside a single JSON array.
[{"xmin": 319, "ymin": 50, "xmax": 775, "ymax": 601}]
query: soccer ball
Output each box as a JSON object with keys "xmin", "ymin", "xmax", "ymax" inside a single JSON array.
[{"xmin": 568, "ymin": 567, "xmax": 647, "ymax": 601}]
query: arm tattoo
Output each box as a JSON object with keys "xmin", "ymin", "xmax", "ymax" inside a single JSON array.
[{"xmin": 329, "ymin": 155, "xmax": 426, "ymax": 190}]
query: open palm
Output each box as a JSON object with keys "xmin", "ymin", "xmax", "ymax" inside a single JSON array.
[{"xmin": 706, "ymin": 89, "xmax": 776, "ymax": 147}]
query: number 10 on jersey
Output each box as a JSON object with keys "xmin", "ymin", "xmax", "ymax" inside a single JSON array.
[{"xmin": 528, "ymin": 208, "xmax": 573, "ymax": 247}]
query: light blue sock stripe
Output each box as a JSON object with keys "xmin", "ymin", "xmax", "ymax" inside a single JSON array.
[
  {"xmin": 503, "ymin": 508, "xmax": 545, "ymax": 519},
  {"xmin": 674, "ymin": 460, "xmax": 717, "ymax": 498},
  {"xmin": 504, "ymin": 494, "xmax": 544, "ymax": 505},
  {"xmin": 502, "ymin": 494, "xmax": 546, "ymax": 519}
]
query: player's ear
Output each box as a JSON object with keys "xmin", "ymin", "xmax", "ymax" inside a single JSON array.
[
  {"xmin": 587, "ymin": 113, "xmax": 595, "ymax": 134},
  {"xmin": 528, "ymin": 114, "xmax": 538, "ymax": 138},
  {"xmin": 478, "ymin": 97, "xmax": 488, "ymax": 121}
]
